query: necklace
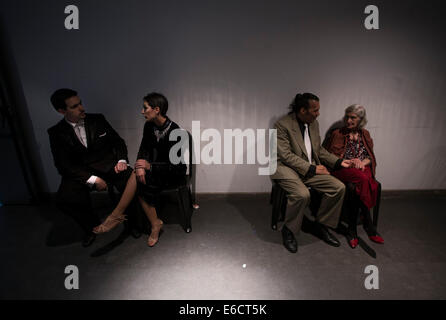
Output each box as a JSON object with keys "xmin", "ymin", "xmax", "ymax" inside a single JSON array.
[{"xmin": 153, "ymin": 119, "xmax": 172, "ymax": 142}]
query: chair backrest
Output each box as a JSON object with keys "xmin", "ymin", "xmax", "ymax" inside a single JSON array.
[
  {"xmin": 178, "ymin": 130, "xmax": 196, "ymax": 198},
  {"xmin": 176, "ymin": 129, "xmax": 194, "ymax": 179},
  {"xmin": 186, "ymin": 130, "xmax": 193, "ymax": 179}
]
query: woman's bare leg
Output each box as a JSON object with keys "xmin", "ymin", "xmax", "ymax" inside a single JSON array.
[
  {"xmin": 111, "ymin": 171, "xmax": 138, "ymax": 216},
  {"xmin": 138, "ymin": 196, "xmax": 163, "ymax": 246},
  {"xmin": 93, "ymin": 171, "xmax": 137, "ymax": 233}
]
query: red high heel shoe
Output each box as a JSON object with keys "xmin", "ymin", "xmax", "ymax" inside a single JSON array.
[
  {"xmin": 349, "ymin": 238, "xmax": 359, "ymax": 248},
  {"xmin": 346, "ymin": 231, "xmax": 359, "ymax": 249},
  {"xmin": 369, "ymin": 234, "xmax": 384, "ymax": 244}
]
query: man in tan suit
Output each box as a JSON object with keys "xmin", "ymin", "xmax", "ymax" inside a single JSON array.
[{"xmin": 271, "ymin": 93, "xmax": 350, "ymax": 253}]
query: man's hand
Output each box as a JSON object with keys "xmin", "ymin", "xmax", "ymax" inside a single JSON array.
[
  {"xmin": 114, "ymin": 162, "xmax": 127, "ymax": 173},
  {"xmin": 316, "ymin": 165, "xmax": 330, "ymax": 175},
  {"xmin": 341, "ymin": 160, "xmax": 351, "ymax": 168},
  {"xmin": 135, "ymin": 168, "xmax": 146, "ymax": 185},
  {"xmin": 95, "ymin": 177, "xmax": 108, "ymax": 191},
  {"xmin": 135, "ymin": 159, "xmax": 151, "ymax": 170}
]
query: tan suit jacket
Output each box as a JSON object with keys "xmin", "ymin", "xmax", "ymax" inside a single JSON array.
[{"xmin": 271, "ymin": 113, "xmax": 339, "ymax": 180}]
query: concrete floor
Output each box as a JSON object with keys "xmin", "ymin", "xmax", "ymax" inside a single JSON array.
[{"xmin": 0, "ymin": 193, "xmax": 445, "ymax": 300}]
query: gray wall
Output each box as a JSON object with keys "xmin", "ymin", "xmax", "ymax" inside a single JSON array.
[{"xmin": 1, "ymin": 0, "xmax": 445, "ymax": 192}]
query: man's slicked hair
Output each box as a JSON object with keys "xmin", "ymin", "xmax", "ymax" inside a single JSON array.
[
  {"xmin": 289, "ymin": 92, "xmax": 319, "ymax": 114},
  {"xmin": 50, "ymin": 88, "xmax": 78, "ymax": 111},
  {"xmin": 143, "ymin": 92, "xmax": 168, "ymax": 116}
]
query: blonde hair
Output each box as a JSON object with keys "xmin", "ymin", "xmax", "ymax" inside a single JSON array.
[{"xmin": 344, "ymin": 104, "xmax": 367, "ymax": 129}]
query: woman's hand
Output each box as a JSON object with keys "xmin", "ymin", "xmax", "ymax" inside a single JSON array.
[
  {"xmin": 351, "ymin": 158, "xmax": 365, "ymax": 171},
  {"xmin": 135, "ymin": 159, "xmax": 151, "ymax": 170},
  {"xmin": 135, "ymin": 159, "xmax": 151, "ymax": 184},
  {"xmin": 135, "ymin": 168, "xmax": 146, "ymax": 185},
  {"xmin": 361, "ymin": 158, "xmax": 371, "ymax": 168}
]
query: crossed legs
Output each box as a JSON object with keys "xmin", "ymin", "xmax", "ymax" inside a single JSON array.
[{"xmin": 93, "ymin": 171, "xmax": 164, "ymax": 246}]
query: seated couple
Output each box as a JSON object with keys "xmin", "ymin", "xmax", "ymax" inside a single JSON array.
[
  {"xmin": 271, "ymin": 92, "xmax": 384, "ymax": 253},
  {"xmin": 49, "ymin": 89, "xmax": 185, "ymax": 247}
]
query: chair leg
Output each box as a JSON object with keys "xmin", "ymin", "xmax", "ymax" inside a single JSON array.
[
  {"xmin": 182, "ymin": 187, "xmax": 193, "ymax": 233},
  {"xmin": 271, "ymin": 185, "xmax": 280, "ymax": 230},
  {"xmin": 177, "ymin": 187, "xmax": 192, "ymax": 233},
  {"xmin": 176, "ymin": 189, "xmax": 187, "ymax": 233},
  {"xmin": 271, "ymin": 183, "xmax": 287, "ymax": 230},
  {"xmin": 278, "ymin": 187, "xmax": 287, "ymax": 222},
  {"xmin": 270, "ymin": 186, "xmax": 275, "ymax": 205}
]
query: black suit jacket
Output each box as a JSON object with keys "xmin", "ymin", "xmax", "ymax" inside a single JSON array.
[{"xmin": 48, "ymin": 113, "xmax": 128, "ymax": 184}]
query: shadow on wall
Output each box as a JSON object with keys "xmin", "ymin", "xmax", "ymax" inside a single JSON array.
[
  {"xmin": 322, "ymin": 119, "xmax": 344, "ymax": 148},
  {"xmin": 0, "ymin": 16, "xmax": 48, "ymax": 203}
]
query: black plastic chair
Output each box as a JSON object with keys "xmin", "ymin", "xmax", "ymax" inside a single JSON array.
[
  {"xmin": 270, "ymin": 180, "xmax": 381, "ymax": 230},
  {"xmin": 155, "ymin": 130, "xmax": 196, "ymax": 233},
  {"xmin": 270, "ymin": 181, "xmax": 321, "ymax": 230}
]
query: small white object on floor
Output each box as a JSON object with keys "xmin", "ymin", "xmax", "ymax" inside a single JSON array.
[{"xmin": 242, "ymin": 264, "xmax": 246, "ymax": 268}]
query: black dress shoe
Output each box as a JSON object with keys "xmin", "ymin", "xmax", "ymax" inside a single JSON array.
[
  {"xmin": 82, "ymin": 232, "xmax": 96, "ymax": 247},
  {"xmin": 314, "ymin": 223, "xmax": 340, "ymax": 247},
  {"xmin": 282, "ymin": 226, "xmax": 298, "ymax": 253}
]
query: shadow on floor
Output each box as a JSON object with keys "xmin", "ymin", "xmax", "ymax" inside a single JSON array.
[
  {"xmin": 43, "ymin": 194, "xmax": 122, "ymax": 247},
  {"xmin": 225, "ymin": 193, "xmax": 320, "ymax": 247}
]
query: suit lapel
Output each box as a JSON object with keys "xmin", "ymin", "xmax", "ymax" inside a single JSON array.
[
  {"xmin": 309, "ymin": 121, "xmax": 320, "ymax": 164},
  {"xmin": 289, "ymin": 113, "xmax": 310, "ymax": 161},
  {"xmin": 84, "ymin": 115, "xmax": 94, "ymax": 148}
]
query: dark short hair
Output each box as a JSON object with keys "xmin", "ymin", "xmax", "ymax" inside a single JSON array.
[
  {"xmin": 289, "ymin": 92, "xmax": 319, "ymax": 113},
  {"xmin": 50, "ymin": 88, "xmax": 78, "ymax": 111},
  {"xmin": 143, "ymin": 92, "xmax": 168, "ymax": 116}
]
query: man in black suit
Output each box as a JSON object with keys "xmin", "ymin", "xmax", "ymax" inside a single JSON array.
[{"xmin": 48, "ymin": 88, "xmax": 141, "ymax": 247}]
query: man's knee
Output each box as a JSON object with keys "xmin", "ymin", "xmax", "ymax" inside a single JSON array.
[
  {"xmin": 56, "ymin": 193, "xmax": 89, "ymax": 211},
  {"xmin": 287, "ymin": 188, "xmax": 311, "ymax": 206},
  {"xmin": 332, "ymin": 179, "xmax": 345, "ymax": 196},
  {"xmin": 56, "ymin": 180, "xmax": 91, "ymax": 208}
]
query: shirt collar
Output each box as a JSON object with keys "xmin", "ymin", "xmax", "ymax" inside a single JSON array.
[
  {"xmin": 295, "ymin": 113, "xmax": 307, "ymax": 134},
  {"xmin": 65, "ymin": 118, "xmax": 85, "ymax": 127}
]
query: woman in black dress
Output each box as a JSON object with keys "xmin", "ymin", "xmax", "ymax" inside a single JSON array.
[{"xmin": 93, "ymin": 93, "xmax": 186, "ymax": 247}]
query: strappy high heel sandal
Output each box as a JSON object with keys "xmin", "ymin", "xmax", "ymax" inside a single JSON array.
[
  {"xmin": 147, "ymin": 220, "xmax": 164, "ymax": 247},
  {"xmin": 93, "ymin": 213, "xmax": 127, "ymax": 234}
]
